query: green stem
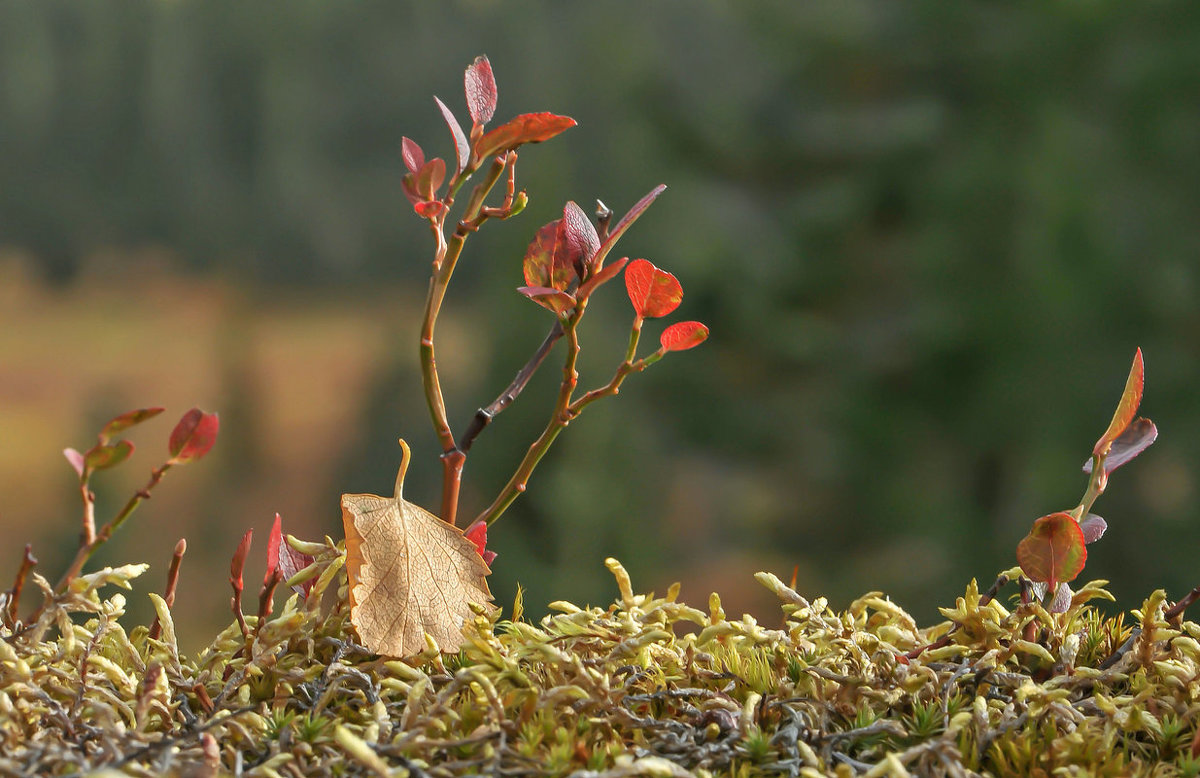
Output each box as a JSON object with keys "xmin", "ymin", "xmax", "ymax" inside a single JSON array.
[
  {"xmin": 477, "ymin": 309, "xmax": 584, "ymax": 526},
  {"xmin": 1071, "ymin": 453, "xmax": 1108, "ymax": 521},
  {"xmin": 55, "ymin": 463, "xmax": 173, "ymax": 592}
]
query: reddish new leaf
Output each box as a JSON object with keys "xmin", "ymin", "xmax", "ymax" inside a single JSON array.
[
  {"xmin": 434, "ymin": 96, "xmax": 470, "ymax": 175},
  {"xmin": 1083, "ymin": 417, "xmax": 1157, "ymax": 476},
  {"xmin": 85, "ymin": 440, "xmax": 134, "ymax": 471},
  {"xmin": 100, "ymin": 407, "xmax": 164, "ymax": 441},
  {"xmin": 465, "ymin": 55, "xmax": 497, "ymax": 126},
  {"xmin": 169, "ymin": 409, "xmax": 219, "ymax": 463},
  {"xmin": 1093, "ymin": 348, "xmax": 1144, "ymax": 457},
  {"xmin": 416, "ymin": 158, "xmax": 446, "ymax": 202},
  {"xmin": 517, "ymin": 286, "xmax": 577, "ymax": 315},
  {"xmin": 593, "ymin": 184, "xmax": 666, "ymax": 270},
  {"xmin": 1079, "ymin": 513, "xmax": 1107, "ymax": 544},
  {"xmin": 523, "ymin": 220, "xmax": 574, "ymax": 291},
  {"xmin": 660, "ymin": 321, "xmax": 709, "ymax": 352},
  {"xmin": 474, "ymin": 113, "xmax": 577, "ymax": 162},
  {"xmin": 1016, "ymin": 512, "xmax": 1087, "ymax": 592},
  {"xmin": 63, "ymin": 448, "xmax": 86, "ymax": 477},
  {"xmin": 464, "ymin": 520, "xmax": 497, "ymax": 566},
  {"xmin": 414, "ymin": 200, "xmax": 447, "ymax": 219},
  {"xmin": 401, "ymin": 137, "xmax": 425, "ymax": 176},
  {"xmin": 625, "ymin": 259, "xmax": 683, "ymax": 319},
  {"xmin": 556, "ymin": 201, "xmax": 600, "ymax": 277},
  {"xmin": 230, "ymin": 529, "xmax": 253, "ymax": 591},
  {"xmin": 265, "ymin": 513, "xmax": 283, "ymax": 588}
]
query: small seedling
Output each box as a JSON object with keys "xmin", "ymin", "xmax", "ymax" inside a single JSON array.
[
  {"xmin": 339, "ymin": 55, "xmax": 708, "ymax": 656},
  {"xmin": 1016, "ymin": 348, "xmax": 1156, "ymax": 611}
]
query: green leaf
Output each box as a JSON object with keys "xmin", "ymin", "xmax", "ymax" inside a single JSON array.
[
  {"xmin": 100, "ymin": 407, "xmax": 164, "ymax": 442},
  {"xmin": 85, "ymin": 440, "xmax": 135, "ymax": 471}
]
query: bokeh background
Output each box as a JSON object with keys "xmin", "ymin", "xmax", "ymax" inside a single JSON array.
[{"xmin": 3, "ymin": 1, "xmax": 1199, "ymax": 650}]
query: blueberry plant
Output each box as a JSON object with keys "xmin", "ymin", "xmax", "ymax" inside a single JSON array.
[{"xmin": 10, "ymin": 56, "xmax": 1200, "ymax": 778}]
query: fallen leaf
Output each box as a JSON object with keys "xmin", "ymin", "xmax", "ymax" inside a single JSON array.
[{"xmin": 342, "ymin": 440, "xmax": 494, "ymax": 656}]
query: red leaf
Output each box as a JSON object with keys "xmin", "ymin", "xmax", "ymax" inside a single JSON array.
[
  {"xmin": 625, "ymin": 259, "xmax": 683, "ymax": 319},
  {"xmin": 1093, "ymin": 348, "xmax": 1144, "ymax": 457},
  {"xmin": 414, "ymin": 200, "xmax": 447, "ymax": 219},
  {"xmin": 63, "ymin": 448, "xmax": 86, "ymax": 477},
  {"xmin": 100, "ymin": 407, "xmax": 164, "ymax": 441},
  {"xmin": 434, "ymin": 96, "xmax": 470, "ymax": 175},
  {"xmin": 1083, "ymin": 417, "xmax": 1157, "ymax": 476},
  {"xmin": 464, "ymin": 520, "xmax": 497, "ymax": 566},
  {"xmin": 557, "ymin": 201, "xmax": 600, "ymax": 276},
  {"xmin": 416, "ymin": 158, "xmax": 446, "ymax": 202},
  {"xmin": 523, "ymin": 220, "xmax": 574, "ymax": 291},
  {"xmin": 265, "ymin": 513, "xmax": 283, "ymax": 588},
  {"xmin": 169, "ymin": 408, "xmax": 219, "ymax": 463},
  {"xmin": 85, "ymin": 440, "xmax": 135, "ymax": 471},
  {"xmin": 465, "ymin": 55, "xmax": 498, "ymax": 126},
  {"xmin": 593, "ymin": 184, "xmax": 666, "ymax": 270},
  {"xmin": 517, "ymin": 286, "xmax": 577, "ymax": 315},
  {"xmin": 1016, "ymin": 512, "xmax": 1087, "ymax": 592},
  {"xmin": 474, "ymin": 113, "xmax": 576, "ymax": 161},
  {"xmin": 401, "ymin": 137, "xmax": 425, "ymax": 176},
  {"xmin": 659, "ymin": 321, "xmax": 709, "ymax": 352},
  {"xmin": 576, "ymin": 257, "xmax": 630, "ymax": 301},
  {"xmin": 230, "ymin": 529, "xmax": 253, "ymax": 590}
]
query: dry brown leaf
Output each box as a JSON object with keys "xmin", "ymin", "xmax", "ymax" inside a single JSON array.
[{"xmin": 342, "ymin": 439, "xmax": 494, "ymax": 656}]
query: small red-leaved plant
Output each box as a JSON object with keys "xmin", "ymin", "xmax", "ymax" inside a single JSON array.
[
  {"xmin": 334, "ymin": 55, "xmax": 709, "ymax": 655},
  {"xmin": 1016, "ymin": 348, "xmax": 1156, "ymax": 612}
]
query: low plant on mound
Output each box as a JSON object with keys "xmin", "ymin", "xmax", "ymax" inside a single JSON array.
[{"xmin": 4, "ymin": 56, "xmax": 1200, "ymax": 778}]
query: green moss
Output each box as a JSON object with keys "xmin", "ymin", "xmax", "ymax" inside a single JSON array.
[{"xmin": 4, "ymin": 553, "xmax": 1200, "ymax": 776}]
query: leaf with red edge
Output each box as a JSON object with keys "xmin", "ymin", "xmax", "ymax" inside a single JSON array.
[
  {"xmin": 434, "ymin": 96, "xmax": 470, "ymax": 175},
  {"xmin": 85, "ymin": 440, "xmax": 134, "ymax": 471},
  {"xmin": 1083, "ymin": 417, "xmax": 1157, "ymax": 476},
  {"xmin": 401, "ymin": 137, "xmax": 425, "ymax": 176},
  {"xmin": 576, "ymin": 257, "xmax": 630, "ymax": 301},
  {"xmin": 464, "ymin": 520, "xmax": 497, "ymax": 566},
  {"xmin": 100, "ymin": 407, "xmax": 164, "ymax": 442},
  {"xmin": 518, "ymin": 286, "xmax": 576, "ymax": 315},
  {"xmin": 1016, "ymin": 511, "xmax": 1087, "ymax": 592},
  {"xmin": 230, "ymin": 529, "xmax": 253, "ymax": 591},
  {"xmin": 63, "ymin": 448, "xmax": 86, "ymax": 477},
  {"xmin": 660, "ymin": 321, "xmax": 709, "ymax": 352},
  {"xmin": 169, "ymin": 408, "xmax": 219, "ymax": 463},
  {"xmin": 593, "ymin": 184, "xmax": 666, "ymax": 270},
  {"xmin": 625, "ymin": 259, "xmax": 683, "ymax": 319},
  {"xmin": 556, "ymin": 201, "xmax": 600, "ymax": 277},
  {"xmin": 523, "ymin": 220, "xmax": 574, "ymax": 291},
  {"xmin": 1093, "ymin": 348, "xmax": 1144, "ymax": 457},
  {"xmin": 474, "ymin": 113, "xmax": 577, "ymax": 161},
  {"xmin": 465, "ymin": 55, "xmax": 497, "ymax": 126}
]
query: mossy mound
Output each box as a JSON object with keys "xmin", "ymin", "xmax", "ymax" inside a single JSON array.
[{"xmin": 2, "ymin": 549, "xmax": 1199, "ymax": 777}]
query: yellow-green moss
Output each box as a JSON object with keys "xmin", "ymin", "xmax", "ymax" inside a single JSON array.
[{"xmin": 3, "ymin": 550, "xmax": 1200, "ymax": 777}]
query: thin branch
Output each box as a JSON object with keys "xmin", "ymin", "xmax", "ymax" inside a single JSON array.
[
  {"xmin": 6, "ymin": 544, "xmax": 37, "ymax": 625},
  {"xmin": 149, "ymin": 539, "xmax": 186, "ymax": 640},
  {"xmin": 458, "ymin": 321, "xmax": 564, "ymax": 454}
]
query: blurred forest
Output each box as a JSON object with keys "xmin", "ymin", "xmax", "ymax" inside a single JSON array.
[{"xmin": 3, "ymin": 0, "xmax": 1200, "ymax": 649}]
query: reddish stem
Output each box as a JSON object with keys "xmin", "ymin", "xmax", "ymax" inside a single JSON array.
[
  {"xmin": 6, "ymin": 544, "xmax": 37, "ymax": 625},
  {"xmin": 149, "ymin": 539, "xmax": 186, "ymax": 640}
]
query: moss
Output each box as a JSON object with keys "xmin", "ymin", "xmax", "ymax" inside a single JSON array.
[{"xmin": 3, "ymin": 551, "xmax": 1200, "ymax": 777}]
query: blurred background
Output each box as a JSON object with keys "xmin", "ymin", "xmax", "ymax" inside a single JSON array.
[{"xmin": 2, "ymin": 1, "xmax": 1199, "ymax": 650}]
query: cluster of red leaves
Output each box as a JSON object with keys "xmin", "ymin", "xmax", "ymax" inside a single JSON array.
[
  {"xmin": 401, "ymin": 55, "xmax": 575, "ymax": 217},
  {"xmin": 64, "ymin": 407, "xmax": 219, "ymax": 478}
]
